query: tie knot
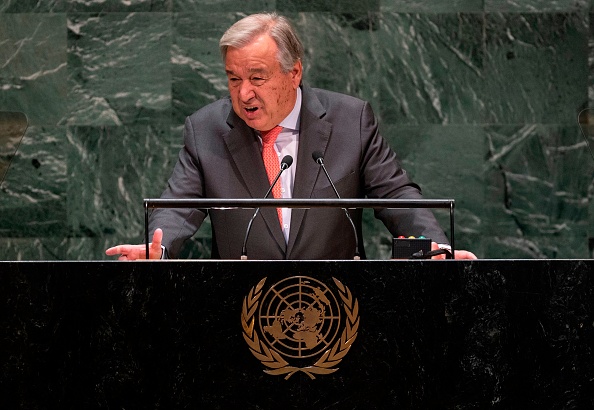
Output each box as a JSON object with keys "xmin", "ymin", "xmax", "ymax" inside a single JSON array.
[{"xmin": 261, "ymin": 126, "xmax": 283, "ymax": 145}]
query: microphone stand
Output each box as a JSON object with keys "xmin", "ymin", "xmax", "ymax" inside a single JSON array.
[
  {"xmin": 241, "ymin": 156, "xmax": 293, "ymax": 260},
  {"xmin": 313, "ymin": 152, "xmax": 361, "ymax": 260}
]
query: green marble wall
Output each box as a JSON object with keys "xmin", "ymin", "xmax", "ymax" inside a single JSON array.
[{"xmin": 1, "ymin": 0, "xmax": 593, "ymax": 260}]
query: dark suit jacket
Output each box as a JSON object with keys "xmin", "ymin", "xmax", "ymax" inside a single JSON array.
[{"xmin": 149, "ymin": 85, "xmax": 448, "ymax": 259}]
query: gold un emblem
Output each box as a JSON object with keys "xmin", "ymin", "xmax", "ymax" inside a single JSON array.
[{"xmin": 241, "ymin": 276, "xmax": 360, "ymax": 380}]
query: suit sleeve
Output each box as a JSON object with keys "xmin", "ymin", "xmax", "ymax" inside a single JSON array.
[
  {"xmin": 148, "ymin": 116, "xmax": 208, "ymax": 258},
  {"xmin": 359, "ymin": 102, "xmax": 449, "ymax": 244}
]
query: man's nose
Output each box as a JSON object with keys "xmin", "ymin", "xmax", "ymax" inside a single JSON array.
[{"xmin": 239, "ymin": 80, "xmax": 255, "ymax": 101}]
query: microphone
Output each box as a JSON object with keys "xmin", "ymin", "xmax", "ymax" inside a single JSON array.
[
  {"xmin": 241, "ymin": 155, "xmax": 293, "ymax": 260},
  {"xmin": 312, "ymin": 151, "xmax": 361, "ymax": 260}
]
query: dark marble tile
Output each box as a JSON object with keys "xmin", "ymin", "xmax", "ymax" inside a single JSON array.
[
  {"xmin": 0, "ymin": 238, "xmax": 68, "ymax": 260},
  {"xmin": 382, "ymin": 124, "xmax": 486, "ymax": 255},
  {"xmin": 576, "ymin": 120, "xmax": 594, "ymax": 255},
  {"xmin": 0, "ymin": 126, "xmax": 68, "ymax": 238},
  {"xmin": 377, "ymin": 13, "xmax": 485, "ymax": 125},
  {"xmin": 173, "ymin": 0, "xmax": 273, "ymax": 12},
  {"xmin": 277, "ymin": 0, "xmax": 380, "ymax": 13},
  {"xmin": 295, "ymin": 13, "xmax": 380, "ymax": 106},
  {"xmin": 361, "ymin": 124, "xmax": 486, "ymax": 260},
  {"xmin": 0, "ymin": 0, "xmax": 66, "ymax": 12},
  {"xmin": 0, "ymin": 14, "xmax": 68, "ymax": 126},
  {"xmin": 589, "ymin": 13, "xmax": 594, "ymax": 105},
  {"xmin": 485, "ymin": 0, "xmax": 589, "ymax": 12},
  {"xmin": 0, "ymin": 0, "xmax": 173, "ymax": 12},
  {"xmin": 381, "ymin": 0, "xmax": 483, "ymax": 12},
  {"xmin": 171, "ymin": 12, "xmax": 235, "ymax": 125},
  {"xmin": 67, "ymin": 0, "xmax": 173, "ymax": 12},
  {"xmin": 484, "ymin": 124, "xmax": 593, "ymax": 258},
  {"xmin": 66, "ymin": 125, "xmax": 177, "ymax": 246},
  {"xmin": 66, "ymin": 12, "xmax": 172, "ymax": 126},
  {"xmin": 483, "ymin": 12, "xmax": 588, "ymax": 124}
]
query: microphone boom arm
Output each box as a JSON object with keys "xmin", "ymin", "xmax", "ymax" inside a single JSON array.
[{"xmin": 314, "ymin": 153, "xmax": 361, "ymax": 260}]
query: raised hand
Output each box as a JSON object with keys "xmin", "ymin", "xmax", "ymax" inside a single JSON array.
[{"xmin": 105, "ymin": 228, "xmax": 164, "ymax": 260}]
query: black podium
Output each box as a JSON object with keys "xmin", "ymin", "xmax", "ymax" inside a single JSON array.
[{"xmin": 2, "ymin": 260, "xmax": 593, "ymax": 408}]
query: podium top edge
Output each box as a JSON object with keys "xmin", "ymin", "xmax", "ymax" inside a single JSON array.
[{"xmin": 143, "ymin": 198, "xmax": 456, "ymax": 209}]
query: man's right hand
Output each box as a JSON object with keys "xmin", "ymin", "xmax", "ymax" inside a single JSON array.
[{"xmin": 105, "ymin": 228, "xmax": 163, "ymax": 260}]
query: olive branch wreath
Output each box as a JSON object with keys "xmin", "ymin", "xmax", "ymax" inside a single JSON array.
[{"xmin": 241, "ymin": 277, "xmax": 359, "ymax": 380}]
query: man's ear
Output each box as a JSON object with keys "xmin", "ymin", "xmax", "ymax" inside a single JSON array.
[{"xmin": 291, "ymin": 60, "xmax": 303, "ymax": 89}]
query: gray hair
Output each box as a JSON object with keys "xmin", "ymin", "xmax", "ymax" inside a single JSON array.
[{"xmin": 219, "ymin": 13, "xmax": 304, "ymax": 73}]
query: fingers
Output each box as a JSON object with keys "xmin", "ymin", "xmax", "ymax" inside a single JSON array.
[
  {"xmin": 105, "ymin": 245, "xmax": 122, "ymax": 256},
  {"xmin": 149, "ymin": 229, "xmax": 163, "ymax": 259},
  {"xmin": 431, "ymin": 242, "xmax": 478, "ymax": 260},
  {"xmin": 106, "ymin": 245, "xmax": 133, "ymax": 257},
  {"xmin": 107, "ymin": 244, "xmax": 143, "ymax": 260},
  {"xmin": 453, "ymin": 250, "xmax": 478, "ymax": 260},
  {"xmin": 430, "ymin": 242, "xmax": 446, "ymax": 260},
  {"xmin": 105, "ymin": 228, "xmax": 164, "ymax": 260}
]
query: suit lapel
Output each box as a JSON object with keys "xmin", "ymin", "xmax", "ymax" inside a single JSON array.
[
  {"xmin": 287, "ymin": 87, "xmax": 332, "ymax": 256},
  {"xmin": 222, "ymin": 109, "xmax": 287, "ymax": 252}
]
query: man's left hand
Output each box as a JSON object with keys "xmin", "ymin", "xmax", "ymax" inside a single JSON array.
[{"xmin": 431, "ymin": 242, "xmax": 477, "ymax": 260}]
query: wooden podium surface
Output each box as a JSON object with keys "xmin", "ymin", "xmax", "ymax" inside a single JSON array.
[{"xmin": 2, "ymin": 260, "xmax": 593, "ymax": 409}]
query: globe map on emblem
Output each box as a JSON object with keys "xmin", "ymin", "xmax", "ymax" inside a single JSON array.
[{"xmin": 258, "ymin": 276, "xmax": 342, "ymax": 359}]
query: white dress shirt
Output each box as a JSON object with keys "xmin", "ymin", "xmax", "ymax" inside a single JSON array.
[{"xmin": 259, "ymin": 87, "xmax": 301, "ymax": 242}]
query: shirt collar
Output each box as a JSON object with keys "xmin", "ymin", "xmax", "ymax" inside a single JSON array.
[{"xmin": 278, "ymin": 87, "xmax": 301, "ymax": 132}]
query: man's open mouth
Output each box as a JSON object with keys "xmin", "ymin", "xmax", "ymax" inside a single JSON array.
[{"xmin": 245, "ymin": 107, "xmax": 258, "ymax": 112}]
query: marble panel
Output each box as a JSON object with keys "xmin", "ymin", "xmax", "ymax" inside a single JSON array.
[
  {"xmin": 66, "ymin": 12, "xmax": 172, "ymax": 126},
  {"xmin": 277, "ymin": 0, "xmax": 379, "ymax": 13},
  {"xmin": 590, "ymin": 12, "xmax": 594, "ymax": 104},
  {"xmin": 171, "ymin": 12, "xmax": 234, "ymax": 125},
  {"xmin": 0, "ymin": 126, "xmax": 68, "ymax": 238},
  {"xmin": 0, "ymin": 238, "xmax": 68, "ymax": 260},
  {"xmin": 0, "ymin": 0, "xmax": 173, "ymax": 12},
  {"xmin": 380, "ymin": 0, "xmax": 483, "ymax": 13},
  {"xmin": 0, "ymin": 0, "xmax": 65, "ymax": 12},
  {"xmin": 485, "ymin": 0, "xmax": 589, "ymax": 12},
  {"xmin": 67, "ymin": 0, "xmax": 173, "ymax": 12},
  {"xmin": 173, "ymin": 0, "xmax": 273, "ymax": 12},
  {"xmin": 0, "ymin": 14, "xmax": 68, "ymax": 126},
  {"xmin": 66, "ymin": 125, "xmax": 177, "ymax": 250},
  {"xmin": 294, "ymin": 12, "xmax": 380, "ymax": 106},
  {"xmin": 377, "ymin": 13, "xmax": 485, "ymax": 125},
  {"xmin": 577, "ymin": 121, "xmax": 594, "ymax": 255},
  {"xmin": 382, "ymin": 124, "xmax": 486, "ymax": 255},
  {"xmin": 484, "ymin": 124, "xmax": 593, "ymax": 258},
  {"xmin": 483, "ymin": 12, "xmax": 588, "ymax": 124}
]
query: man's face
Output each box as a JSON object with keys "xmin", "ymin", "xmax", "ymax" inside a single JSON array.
[{"xmin": 225, "ymin": 34, "xmax": 302, "ymax": 132}]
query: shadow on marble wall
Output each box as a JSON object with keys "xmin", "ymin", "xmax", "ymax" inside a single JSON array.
[{"xmin": 0, "ymin": 1, "xmax": 592, "ymax": 260}]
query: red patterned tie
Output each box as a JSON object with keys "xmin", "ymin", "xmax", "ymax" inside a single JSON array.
[{"xmin": 261, "ymin": 126, "xmax": 283, "ymax": 226}]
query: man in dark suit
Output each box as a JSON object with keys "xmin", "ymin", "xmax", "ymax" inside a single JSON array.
[{"xmin": 106, "ymin": 13, "xmax": 476, "ymax": 260}]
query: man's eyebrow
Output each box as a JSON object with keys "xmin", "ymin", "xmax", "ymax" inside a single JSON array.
[
  {"xmin": 225, "ymin": 68, "xmax": 268, "ymax": 76},
  {"xmin": 248, "ymin": 67, "xmax": 267, "ymax": 74}
]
